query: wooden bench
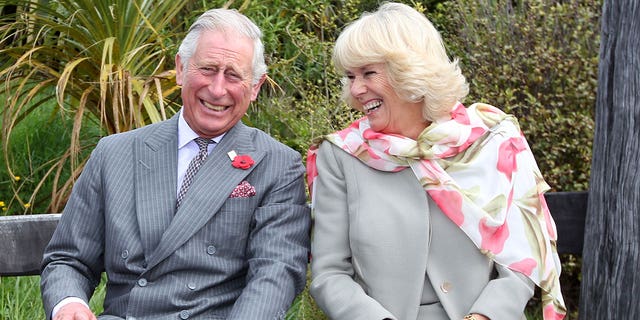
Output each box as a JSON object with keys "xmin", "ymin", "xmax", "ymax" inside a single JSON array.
[
  {"xmin": 0, "ymin": 213, "xmax": 61, "ymax": 276},
  {"xmin": 545, "ymin": 191, "xmax": 588, "ymax": 255},
  {"xmin": 0, "ymin": 191, "xmax": 588, "ymax": 277}
]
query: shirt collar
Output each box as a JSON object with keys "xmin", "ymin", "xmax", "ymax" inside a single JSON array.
[{"xmin": 178, "ymin": 108, "xmax": 225, "ymax": 149}]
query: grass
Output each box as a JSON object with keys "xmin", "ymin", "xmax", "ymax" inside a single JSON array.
[
  {"xmin": 0, "ymin": 273, "xmax": 555, "ymax": 319},
  {"xmin": 0, "ymin": 276, "xmax": 43, "ymax": 319},
  {"xmin": 0, "ymin": 275, "xmax": 106, "ymax": 319},
  {"xmin": 0, "ymin": 94, "xmax": 101, "ymax": 216},
  {"xmin": 0, "ymin": 273, "xmax": 317, "ymax": 319},
  {"xmin": 1, "ymin": 97, "xmax": 73, "ymax": 215}
]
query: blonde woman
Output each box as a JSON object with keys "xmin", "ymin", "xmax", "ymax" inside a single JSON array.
[{"xmin": 307, "ymin": 3, "xmax": 565, "ymax": 320}]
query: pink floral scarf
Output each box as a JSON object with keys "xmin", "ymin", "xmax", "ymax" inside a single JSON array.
[{"xmin": 307, "ymin": 102, "xmax": 566, "ymax": 319}]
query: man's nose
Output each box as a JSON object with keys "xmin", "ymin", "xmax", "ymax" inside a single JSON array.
[{"xmin": 209, "ymin": 73, "xmax": 227, "ymax": 96}]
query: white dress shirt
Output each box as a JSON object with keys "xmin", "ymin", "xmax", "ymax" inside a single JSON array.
[{"xmin": 176, "ymin": 109, "xmax": 224, "ymax": 195}]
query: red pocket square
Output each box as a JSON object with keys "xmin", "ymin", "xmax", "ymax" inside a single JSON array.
[{"xmin": 229, "ymin": 180, "xmax": 256, "ymax": 198}]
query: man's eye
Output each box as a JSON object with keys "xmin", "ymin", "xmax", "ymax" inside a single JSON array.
[
  {"xmin": 200, "ymin": 67, "xmax": 215, "ymax": 74},
  {"xmin": 226, "ymin": 73, "xmax": 242, "ymax": 81},
  {"xmin": 364, "ymin": 71, "xmax": 376, "ymax": 76},
  {"xmin": 346, "ymin": 75, "xmax": 355, "ymax": 80}
]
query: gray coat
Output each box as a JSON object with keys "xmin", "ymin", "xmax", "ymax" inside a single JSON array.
[
  {"xmin": 310, "ymin": 141, "xmax": 533, "ymax": 320},
  {"xmin": 41, "ymin": 115, "xmax": 311, "ymax": 320}
]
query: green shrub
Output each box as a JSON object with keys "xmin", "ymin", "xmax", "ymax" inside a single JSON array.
[
  {"xmin": 432, "ymin": 0, "xmax": 600, "ymax": 192},
  {"xmin": 1, "ymin": 0, "xmax": 188, "ymax": 212},
  {"xmin": 241, "ymin": 0, "xmax": 363, "ymax": 156},
  {"xmin": 1, "ymin": 0, "xmax": 600, "ymax": 319},
  {"xmin": 431, "ymin": 1, "xmax": 600, "ymax": 317},
  {"xmin": 0, "ymin": 95, "xmax": 88, "ymax": 215}
]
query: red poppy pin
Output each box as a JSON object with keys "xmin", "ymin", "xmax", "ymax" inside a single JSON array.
[{"xmin": 228, "ymin": 151, "xmax": 254, "ymax": 169}]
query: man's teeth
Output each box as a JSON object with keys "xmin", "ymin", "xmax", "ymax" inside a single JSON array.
[{"xmin": 204, "ymin": 102, "xmax": 227, "ymax": 111}]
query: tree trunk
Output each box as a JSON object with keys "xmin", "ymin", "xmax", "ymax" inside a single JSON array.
[{"xmin": 579, "ymin": 0, "xmax": 640, "ymax": 319}]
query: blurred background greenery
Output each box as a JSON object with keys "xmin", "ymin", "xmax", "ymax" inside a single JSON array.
[{"xmin": 1, "ymin": 0, "xmax": 599, "ymax": 319}]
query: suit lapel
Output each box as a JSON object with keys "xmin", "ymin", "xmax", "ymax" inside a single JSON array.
[
  {"xmin": 135, "ymin": 115, "xmax": 179, "ymax": 258},
  {"xmin": 144, "ymin": 122, "xmax": 266, "ymax": 270}
]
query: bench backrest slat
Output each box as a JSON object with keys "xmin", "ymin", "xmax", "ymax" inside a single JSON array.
[
  {"xmin": 0, "ymin": 213, "xmax": 61, "ymax": 276},
  {"xmin": 0, "ymin": 191, "xmax": 588, "ymax": 277},
  {"xmin": 545, "ymin": 191, "xmax": 588, "ymax": 255}
]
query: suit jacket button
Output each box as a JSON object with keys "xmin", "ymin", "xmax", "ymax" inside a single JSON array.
[
  {"xmin": 206, "ymin": 245, "xmax": 217, "ymax": 255},
  {"xmin": 187, "ymin": 282, "xmax": 196, "ymax": 290},
  {"xmin": 121, "ymin": 250, "xmax": 129, "ymax": 259},
  {"xmin": 440, "ymin": 281, "xmax": 452, "ymax": 293},
  {"xmin": 179, "ymin": 310, "xmax": 190, "ymax": 319},
  {"xmin": 137, "ymin": 278, "xmax": 148, "ymax": 287}
]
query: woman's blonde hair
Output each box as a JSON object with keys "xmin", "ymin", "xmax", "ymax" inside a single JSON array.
[{"xmin": 333, "ymin": 2, "xmax": 468, "ymax": 121}]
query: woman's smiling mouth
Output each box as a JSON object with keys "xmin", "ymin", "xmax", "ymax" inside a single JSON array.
[{"xmin": 363, "ymin": 100, "xmax": 382, "ymax": 114}]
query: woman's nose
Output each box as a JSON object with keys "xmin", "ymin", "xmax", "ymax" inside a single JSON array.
[{"xmin": 350, "ymin": 77, "xmax": 367, "ymax": 97}]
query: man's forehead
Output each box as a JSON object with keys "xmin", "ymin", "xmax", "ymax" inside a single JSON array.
[{"xmin": 194, "ymin": 31, "xmax": 253, "ymax": 66}]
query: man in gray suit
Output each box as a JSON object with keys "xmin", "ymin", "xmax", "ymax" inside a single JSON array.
[{"xmin": 40, "ymin": 8, "xmax": 311, "ymax": 320}]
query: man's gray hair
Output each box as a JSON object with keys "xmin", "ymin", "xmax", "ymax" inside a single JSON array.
[{"xmin": 177, "ymin": 8, "xmax": 267, "ymax": 85}]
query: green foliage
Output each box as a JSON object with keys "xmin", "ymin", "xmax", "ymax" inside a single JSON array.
[
  {"xmin": 0, "ymin": 274, "xmax": 106, "ymax": 319},
  {"xmin": 0, "ymin": 276, "xmax": 43, "ymax": 319},
  {"xmin": 239, "ymin": 0, "xmax": 363, "ymax": 156},
  {"xmin": 0, "ymin": 95, "xmax": 83, "ymax": 214},
  {"xmin": 432, "ymin": 0, "xmax": 600, "ymax": 192},
  {"xmin": 0, "ymin": 0, "xmax": 599, "ymax": 319},
  {"xmin": 1, "ymin": 0, "xmax": 188, "ymax": 212},
  {"xmin": 285, "ymin": 270, "xmax": 328, "ymax": 320},
  {"xmin": 430, "ymin": 2, "xmax": 600, "ymax": 317}
]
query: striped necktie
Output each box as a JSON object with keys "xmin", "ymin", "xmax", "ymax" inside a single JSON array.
[{"xmin": 176, "ymin": 137, "xmax": 211, "ymax": 208}]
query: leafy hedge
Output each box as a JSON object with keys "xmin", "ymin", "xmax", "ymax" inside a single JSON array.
[
  {"xmin": 1, "ymin": 0, "xmax": 600, "ymax": 318},
  {"xmin": 433, "ymin": 0, "xmax": 599, "ymax": 192},
  {"xmin": 246, "ymin": 0, "xmax": 599, "ymax": 195},
  {"xmin": 1, "ymin": 0, "xmax": 598, "ymax": 214}
]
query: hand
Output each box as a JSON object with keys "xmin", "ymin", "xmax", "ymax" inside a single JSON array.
[
  {"xmin": 465, "ymin": 314, "xmax": 490, "ymax": 320},
  {"xmin": 53, "ymin": 302, "xmax": 97, "ymax": 320}
]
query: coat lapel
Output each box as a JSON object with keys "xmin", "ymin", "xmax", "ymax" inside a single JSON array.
[
  {"xmin": 144, "ymin": 122, "xmax": 266, "ymax": 270},
  {"xmin": 134, "ymin": 115, "xmax": 179, "ymax": 259}
]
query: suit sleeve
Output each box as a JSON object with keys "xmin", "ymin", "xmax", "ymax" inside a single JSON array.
[
  {"xmin": 468, "ymin": 263, "xmax": 535, "ymax": 319},
  {"xmin": 40, "ymin": 141, "xmax": 106, "ymax": 319},
  {"xmin": 227, "ymin": 147, "xmax": 311, "ymax": 320},
  {"xmin": 309, "ymin": 142, "xmax": 396, "ymax": 320}
]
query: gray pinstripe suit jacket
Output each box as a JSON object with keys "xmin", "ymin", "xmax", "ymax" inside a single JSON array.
[{"xmin": 40, "ymin": 114, "xmax": 311, "ymax": 320}]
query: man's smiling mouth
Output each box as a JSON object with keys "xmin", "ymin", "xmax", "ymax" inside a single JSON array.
[{"xmin": 203, "ymin": 101, "xmax": 229, "ymax": 111}]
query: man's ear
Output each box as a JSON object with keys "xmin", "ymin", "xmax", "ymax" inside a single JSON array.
[
  {"xmin": 250, "ymin": 74, "xmax": 267, "ymax": 101},
  {"xmin": 175, "ymin": 54, "xmax": 184, "ymax": 86}
]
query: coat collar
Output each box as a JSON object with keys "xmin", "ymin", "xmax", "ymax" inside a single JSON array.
[
  {"xmin": 135, "ymin": 114, "xmax": 180, "ymax": 258},
  {"xmin": 138, "ymin": 119, "xmax": 266, "ymax": 270}
]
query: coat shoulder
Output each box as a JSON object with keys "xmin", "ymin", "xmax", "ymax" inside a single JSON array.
[{"xmin": 243, "ymin": 125, "xmax": 301, "ymax": 156}]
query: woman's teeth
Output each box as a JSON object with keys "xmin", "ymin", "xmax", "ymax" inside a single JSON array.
[{"xmin": 364, "ymin": 101, "xmax": 382, "ymax": 114}]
